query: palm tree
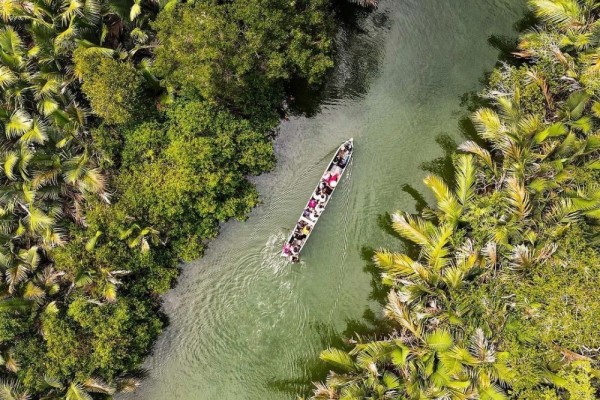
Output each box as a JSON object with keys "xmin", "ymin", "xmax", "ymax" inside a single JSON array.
[
  {"xmin": 316, "ymin": 328, "xmax": 511, "ymax": 399},
  {"xmin": 36, "ymin": 377, "xmax": 117, "ymax": 400}
]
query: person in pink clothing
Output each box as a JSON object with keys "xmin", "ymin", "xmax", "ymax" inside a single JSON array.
[
  {"xmin": 308, "ymin": 198, "xmax": 317, "ymax": 209},
  {"xmin": 327, "ymin": 173, "xmax": 338, "ymax": 187},
  {"xmin": 282, "ymin": 242, "xmax": 292, "ymax": 256}
]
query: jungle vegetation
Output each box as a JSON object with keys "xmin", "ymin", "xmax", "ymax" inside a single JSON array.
[
  {"xmin": 0, "ymin": 0, "xmax": 370, "ymax": 398},
  {"xmin": 312, "ymin": 0, "xmax": 600, "ymax": 399}
]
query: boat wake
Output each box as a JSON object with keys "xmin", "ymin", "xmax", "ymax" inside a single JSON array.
[{"xmin": 261, "ymin": 231, "xmax": 299, "ymax": 274}]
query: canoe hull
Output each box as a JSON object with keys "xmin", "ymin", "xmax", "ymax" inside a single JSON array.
[{"xmin": 281, "ymin": 138, "xmax": 354, "ymax": 261}]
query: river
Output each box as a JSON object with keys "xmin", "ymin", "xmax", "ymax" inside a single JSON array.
[{"xmin": 126, "ymin": 1, "xmax": 525, "ymax": 399}]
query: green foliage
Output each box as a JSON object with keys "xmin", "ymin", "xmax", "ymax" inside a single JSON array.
[
  {"xmin": 110, "ymin": 100, "xmax": 275, "ymax": 260},
  {"xmin": 74, "ymin": 49, "xmax": 150, "ymax": 125},
  {"xmin": 153, "ymin": 0, "xmax": 334, "ymax": 116}
]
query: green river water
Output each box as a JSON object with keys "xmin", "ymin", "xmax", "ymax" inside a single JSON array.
[{"xmin": 127, "ymin": 1, "xmax": 525, "ymax": 399}]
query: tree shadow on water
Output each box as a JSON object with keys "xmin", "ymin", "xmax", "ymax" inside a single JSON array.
[
  {"xmin": 419, "ymin": 133, "xmax": 457, "ymax": 187},
  {"xmin": 285, "ymin": 2, "xmax": 391, "ymax": 117},
  {"xmin": 487, "ymin": 9, "xmax": 537, "ymax": 65},
  {"xmin": 360, "ymin": 245, "xmax": 388, "ymax": 306},
  {"xmin": 266, "ymin": 322, "xmax": 346, "ymax": 398},
  {"xmin": 487, "ymin": 34, "xmax": 520, "ymax": 64},
  {"xmin": 457, "ymin": 9, "xmax": 537, "ymax": 120}
]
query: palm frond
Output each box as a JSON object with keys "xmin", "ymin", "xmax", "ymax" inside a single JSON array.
[
  {"xmin": 385, "ymin": 290, "xmax": 422, "ymax": 338},
  {"xmin": 391, "ymin": 213, "xmax": 431, "ymax": 247},
  {"xmin": 505, "ymin": 176, "xmax": 532, "ymax": 219},
  {"xmin": 509, "ymin": 245, "xmax": 534, "ymax": 271},
  {"xmin": 3, "ymin": 152, "xmax": 19, "ymax": 180},
  {"xmin": 455, "ymin": 155, "xmax": 476, "ymax": 205},
  {"xmin": 19, "ymin": 117, "xmax": 48, "ymax": 144},
  {"xmin": 23, "ymin": 281, "xmax": 45, "ymax": 302},
  {"xmin": 0, "ymin": 378, "xmax": 28, "ymax": 400},
  {"xmin": 65, "ymin": 383, "xmax": 92, "ymax": 400},
  {"xmin": 0, "ymin": 66, "xmax": 17, "ymax": 89},
  {"xmin": 478, "ymin": 384, "xmax": 507, "ymax": 400},
  {"xmin": 83, "ymin": 378, "xmax": 116, "ymax": 395},
  {"xmin": 425, "ymin": 329, "xmax": 454, "ymax": 352},
  {"xmin": 424, "ymin": 175, "xmax": 462, "ymax": 223},
  {"xmin": 424, "ymin": 224, "xmax": 453, "ymax": 271},
  {"xmin": 529, "ymin": 0, "xmax": 584, "ymax": 31},
  {"xmin": 458, "ymin": 141, "xmax": 494, "ymax": 170},
  {"xmin": 320, "ymin": 348, "xmax": 356, "ymax": 372},
  {"xmin": 472, "ymin": 108, "xmax": 504, "ymax": 142},
  {"xmin": 533, "ymin": 121, "xmax": 568, "ymax": 144},
  {"xmin": 24, "ymin": 207, "xmax": 55, "ymax": 233},
  {"xmin": 5, "ymin": 109, "xmax": 32, "ymax": 138}
]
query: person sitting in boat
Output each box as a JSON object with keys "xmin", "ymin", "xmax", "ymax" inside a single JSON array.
[
  {"xmin": 302, "ymin": 225, "xmax": 311, "ymax": 236},
  {"xmin": 291, "ymin": 245, "xmax": 300, "ymax": 255},
  {"xmin": 302, "ymin": 208, "xmax": 312, "ymax": 219},
  {"xmin": 308, "ymin": 197, "xmax": 318, "ymax": 209},
  {"xmin": 315, "ymin": 186, "xmax": 328, "ymax": 200},
  {"xmin": 323, "ymin": 171, "xmax": 339, "ymax": 187},
  {"xmin": 315, "ymin": 202, "xmax": 325, "ymax": 214},
  {"xmin": 293, "ymin": 221, "xmax": 307, "ymax": 240},
  {"xmin": 294, "ymin": 222, "xmax": 307, "ymax": 237},
  {"xmin": 337, "ymin": 149, "xmax": 351, "ymax": 168},
  {"xmin": 307, "ymin": 209, "xmax": 320, "ymax": 222},
  {"xmin": 282, "ymin": 242, "xmax": 292, "ymax": 256},
  {"xmin": 335, "ymin": 148, "xmax": 347, "ymax": 163},
  {"xmin": 316, "ymin": 191, "xmax": 327, "ymax": 202}
]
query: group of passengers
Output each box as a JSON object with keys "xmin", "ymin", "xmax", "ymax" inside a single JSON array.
[{"xmin": 283, "ymin": 142, "xmax": 353, "ymax": 261}]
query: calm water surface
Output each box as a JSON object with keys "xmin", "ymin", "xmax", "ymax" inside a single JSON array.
[{"xmin": 128, "ymin": 1, "xmax": 524, "ymax": 399}]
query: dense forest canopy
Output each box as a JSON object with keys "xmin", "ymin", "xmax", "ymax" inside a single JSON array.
[
  {"xmin": 311, "ymin": 0, "xmax": 600, "ymax": 399},
  {"xmin": 0, "ymin": 0, "xmax": 373, "ymax": 397}
]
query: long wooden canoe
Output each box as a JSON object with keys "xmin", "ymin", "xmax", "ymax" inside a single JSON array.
[{"xmin": 281, "ymin": 138, "xmax": 354, "ymax": 261}]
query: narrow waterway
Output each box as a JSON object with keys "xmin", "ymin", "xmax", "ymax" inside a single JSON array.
[{"xmin": 128, "ymin": 1, "xmax": 524, "ymax": 399}]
